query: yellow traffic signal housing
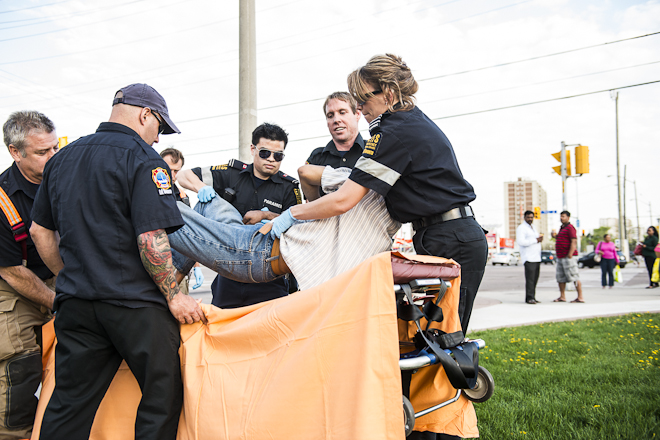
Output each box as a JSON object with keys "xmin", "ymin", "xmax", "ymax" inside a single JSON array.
[
  {"xmin": 533, "ymin": 206, "xmax": 541, "ymax": 220},
  {"xmin": 58, "ymin": 137, "xmax": 68, "ymax": 148},
  {"xmin": 551, "ymin": 150, "xmax": 571, "ymax": 176},
  {"xmin": 575, "ymin": 145, "xmax": 589, "ymax": 174}
]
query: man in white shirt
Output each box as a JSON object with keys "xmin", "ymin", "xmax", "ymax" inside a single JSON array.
[
  {"xmin": 169, "ymin": 165, "xmax": 401, "ymax": 292},
  {"xmin": 516, "ymin": 210, "xmax": 543, "ymax": 304}
]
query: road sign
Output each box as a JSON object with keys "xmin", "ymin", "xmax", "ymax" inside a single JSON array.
[{"xmin": 541, "ymin": 210, "xmax": 557, "ymax": 214}]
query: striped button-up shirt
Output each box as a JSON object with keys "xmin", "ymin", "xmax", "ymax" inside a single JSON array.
[{"xmin": 280, "ymin": 167, "xmax": 401, "ymax": 290}]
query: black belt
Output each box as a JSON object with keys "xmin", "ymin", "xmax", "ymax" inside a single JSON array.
[{"xmin": 411, "ymin": 206, "xmax": 474, "ymax": 231}]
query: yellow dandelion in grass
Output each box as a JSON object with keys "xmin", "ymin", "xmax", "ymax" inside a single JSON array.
[
  {"xmin": 548, "ymin": 350, "xmax": 553, "ymax": 353},
  {"xmin": 594, "ymin": 405, "xmax": 600, "ymax": 408}
]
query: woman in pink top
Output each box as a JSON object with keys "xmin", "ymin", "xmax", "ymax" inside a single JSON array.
[{"xmin": 596, "ymin": 234, "xmax": 619, "ymax": 288}]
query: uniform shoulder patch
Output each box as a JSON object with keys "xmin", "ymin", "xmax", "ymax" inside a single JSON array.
[
  {"xmin": 228, "ymin": 159, "xmax": 248, "ymax": 170},
  {"xmin": 279, "ymin": 172, "xmax": 299, "ymax": 185},
  {"xmin": 152, "ymin": 167, "xmax": 173, "ymax": 195},
  {"xmin": 211, "ymin": 164, "xmax": 229, "ymax": 171},
  {"xmin": 363, "ymin": 133, "xmax": 382, "ymax": 156}
]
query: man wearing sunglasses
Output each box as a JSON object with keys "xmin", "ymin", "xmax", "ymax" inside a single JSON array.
[
  {"xmin": 30, "ymin": 84, "xmax": 206, "ymax": 440},
  {"xmin": 177, "ymin": 123, "xmax": 301, "ymax": 308}
]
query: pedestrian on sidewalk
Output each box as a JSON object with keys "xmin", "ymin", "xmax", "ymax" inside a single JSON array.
[
  {"xmin": 517, "ymin": 210, "xmax": 543, "ymax": 304},
  {"xmin": 553, "ymin": 211, "xmax": 584, "ymax": 303},
  {"xmin": 641, "ymin": 226, "xmax": 659, "ymax": 288},
  {"xmin": 596, "ymin": 234, "xmax": 619, "ymax": 289}
]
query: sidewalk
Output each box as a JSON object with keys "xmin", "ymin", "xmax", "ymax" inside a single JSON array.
[{"xmin": 468, "ymin": 265, "xmax": 660, "ymax": 332}]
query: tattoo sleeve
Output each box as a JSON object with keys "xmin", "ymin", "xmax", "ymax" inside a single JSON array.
[{"xmin": 137, "ymin": 229, "xmax": 180, "ymax": 301}]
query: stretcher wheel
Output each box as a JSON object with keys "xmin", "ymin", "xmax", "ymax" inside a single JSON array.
[
  {"xmin": 403, "ymin": 395, "xmax": 415, "ymax": 437},
  {"xmin": 463, "ymin": 366, "xmax": 494, "ymax": 403}
]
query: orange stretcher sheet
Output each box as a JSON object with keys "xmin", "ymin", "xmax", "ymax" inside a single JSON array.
[{"xmin": 31, "ymin": 252, "xmax": 477, "ymax": 439}]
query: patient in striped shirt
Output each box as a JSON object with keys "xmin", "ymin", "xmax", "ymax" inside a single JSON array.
[{"xmin": 169, "ymin": 166, "xmax": 401, "ymax": 292}]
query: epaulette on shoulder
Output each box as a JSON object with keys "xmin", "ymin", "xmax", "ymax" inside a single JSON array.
[
  {"xmin": 279, "ymin": 172, "xmax": 299, "ymax": 185},
  {"xmin": 227, "ymin": 159, "xmax": 249, "ymax": 171},
  {"xmin": 368, "ymin": 114, "xmax": 382, "ymax": 132}
]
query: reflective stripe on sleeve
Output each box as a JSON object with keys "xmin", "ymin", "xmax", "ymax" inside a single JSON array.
[
  {"xmin": 201, "ymin": 167, "xmax": 213, "ymax": 186},
  {"xmin": 354, "ymin": 157, "xmax": 401, "ymax": 187}
]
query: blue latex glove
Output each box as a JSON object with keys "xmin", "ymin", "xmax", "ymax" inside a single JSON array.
[
  {"xmin": 197, "ymin": 185, "xmax": 217, "ymax": 203},
  {"xmin": 260, "ymin": 207, "xmax": 270, "ymax": 224},
  {"xmin": 270, "ymin": 209, "xmax": 298, "ymax": 239},
  {"xmin": 191, "ymin": 266, "xmax": 204, "ymax": 289}
]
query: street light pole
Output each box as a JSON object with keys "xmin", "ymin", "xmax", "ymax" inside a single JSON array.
[
  {"xmin": 611, "ymin": 90, "xmax": 628, "ymax": 257},
  {"xmin": 634, "ymin": 180, "xmax": 641, "ymax": 241},
  {"xmin": 238, "ymin": 0, "xmax": 256, "ymax": 163},
  {"xmin": 560, "ymin": 141, "xmax": 567, "ymax": 211}
]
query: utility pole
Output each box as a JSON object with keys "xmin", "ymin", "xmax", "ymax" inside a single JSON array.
[
  {"xmin": 238, "ymin": 0, "xmax": 256, "ymax": 162},
  {"xmin": 634, "ymin": 180, "xmax": 641, "ymax": 241},
  {"xmin": 611, "ymin": 90, "xmax": 628, "ymax": 257},
  {"xmin": 561, "ymin": 141, "xmax": 567, "ymax": 210},
  {"xmin": 624, "ymin": 165, "xmax": 627, "ymax": 246}
]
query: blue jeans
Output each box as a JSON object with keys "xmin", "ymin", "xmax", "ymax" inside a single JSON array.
[
  {"xmin": 600, "ymin": 257, "xmax": 616, "ymax": 287},
  {"xmin": 168, "ymin": 198, "xmax": 278, "ymax": 284}
]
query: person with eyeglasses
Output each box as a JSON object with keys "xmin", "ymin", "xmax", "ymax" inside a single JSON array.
[
  {"xmin": 268, "ymin": 54, "xmax": 486, "ymax": 440},
  {"xmin": 29, "ymin": 83, "xmax": 206, "ymax": 440},
  {"xmin": 177, "ymin": 122, "xmax": 302, "ymax": 308}
]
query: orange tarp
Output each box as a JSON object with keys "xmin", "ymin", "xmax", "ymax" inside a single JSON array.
[{"xmin": 31, "ymin": 252, "xmax": 478, "ymax": 439}]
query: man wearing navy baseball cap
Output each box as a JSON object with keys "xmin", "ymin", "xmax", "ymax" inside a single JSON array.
[{"xmin": 30, "ymin": 84, "xmax": 204, "ymax": 440}]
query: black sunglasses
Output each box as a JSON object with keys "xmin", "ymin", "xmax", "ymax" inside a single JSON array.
[
  {"xmin": 258, "ymin": 148, "xmax": 284, "ymax": 162},
  {"xmin": 357, "ymin": 90, "xmax": 382, "ymax": 106},
  {"xmin": 149, "ymin": 109, "xmax": 165, "ymax": 135}
]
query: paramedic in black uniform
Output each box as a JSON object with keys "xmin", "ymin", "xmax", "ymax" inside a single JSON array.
[
  {"xmin": 176, "ymin": 123, "xmax": 301, "ymax": 308},
  {"xmin": 270, "ymin": 56, "xmax": 487, "ymax": 440},
  {"xmin": 30, "ymin": 84, "xmax": 206, "ymax": 440},
  {"xmin": 303, "ymin": 92, "xmax": 364, "ymax": 200}
]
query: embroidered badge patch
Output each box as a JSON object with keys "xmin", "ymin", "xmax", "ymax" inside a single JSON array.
[
  {"xmin": 364, "ymin": 133, "xmax": 381, "ymax": 156},
  {"xmin": 152, "ymin": 167, "xmax": 173, "ymax": 195}
]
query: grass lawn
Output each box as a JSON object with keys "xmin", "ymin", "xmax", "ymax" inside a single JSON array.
[{"xmin": 469, "ymin": 313, "xmax": 660, "ymax": 439}]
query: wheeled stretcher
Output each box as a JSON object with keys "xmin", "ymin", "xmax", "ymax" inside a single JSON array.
[{"xmin": 391, "ymin": 253, "xmax": 494, "ymax": 437}]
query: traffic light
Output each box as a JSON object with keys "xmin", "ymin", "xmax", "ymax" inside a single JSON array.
[
  {"xmin": 575, "ymin": 145, "xmax": 589, "ymax": 174},
  {"xmin": 552, "ymin": 151, "xmax": 571, "ymax": 176},
  {"xmin": 58, "ymin": 137, "xmax": 68, "ymax": 148},
  {"xmin": 533, "ymin": 206, "xmax": 541, "ymax": 220}
]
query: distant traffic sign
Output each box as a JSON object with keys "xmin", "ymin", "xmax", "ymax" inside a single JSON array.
[{"xmin": 541, "ymin": 210, "xmax": 557, "ymax": 214}]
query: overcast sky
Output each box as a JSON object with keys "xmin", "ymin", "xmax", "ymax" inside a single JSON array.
[{"xmin": 1, "ymin": 0, "xmax": 658, "ymax": 236}]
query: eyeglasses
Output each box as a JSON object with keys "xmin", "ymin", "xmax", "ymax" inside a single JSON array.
[
  {"xmin": 149, "ymin": 109, "xmax": 165, "ymax": 135},
  {"xmin": 357, "ymin": 90, "xmax": 382, "ymax": 106},
  {"xmin": 258, "ymin": 148, "xmax": 285, "ymax": 162}
]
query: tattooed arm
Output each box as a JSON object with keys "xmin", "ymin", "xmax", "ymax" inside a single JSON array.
[{"xmin": 137, "ymin": 229, "xmax": 207, "ymax": 324}]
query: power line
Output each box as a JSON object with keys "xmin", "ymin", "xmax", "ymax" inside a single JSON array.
[
  {"xmin": 418, "ymin": 31, "xmax": 660, "ymax": 82},
  {"xmin": 431, "ymin": 79, "xmax": 660, "ymax": 121},
  {"xmin": 0, "ymin": 0, "xmax": 79, "ymax": 15},
  {"xmin": 0, "ymin": 0, "xmax": 194, "ymax": 43},
  {"xmin": 0, "ymin": 0, "xmax": 150, "ymax": 29},
  {"xmin": 421, "ymin": 59, "xmax": 660, "ymax": 105}
]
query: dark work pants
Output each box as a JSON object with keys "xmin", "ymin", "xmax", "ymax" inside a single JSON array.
[
  {"xmin": 39, "ymin": 298, "xmax": 182, "ymax": 440},
  {"xmin": 524, "ymin": 261, "xmax": 541, "ymax": 302},
  {"xmin": 644, "ymin": 255, "xmax": 658, "ymax": 286},
  {"xmin": 600, "ymin": 258, "xmax": 616, "ymax": 287},
  {"xmin": 413, "ymin": 217, "xmax": 488, "ymax": 335}
]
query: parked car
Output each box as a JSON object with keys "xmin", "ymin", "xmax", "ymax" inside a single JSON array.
[
  {"xmin": 577, "ymin": 251, "xmax": 627, "ymax": 269},
  {"xmin": 491, "ymin": 251, "xmax": 519, "ymax": 266},
  {"xmin": 541, "ymin": 251, "xmax": 556, "ymax": 265}
]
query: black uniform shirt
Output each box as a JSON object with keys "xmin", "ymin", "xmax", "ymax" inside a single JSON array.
[
  {"xmin": 31, "ymin": 122, "xmax": 184, "ymax": 310},
  {"xmin": 305, "ymin": 133, "xmax": 365, "ymax": 169},
  {"xmin": 0, "ymin": 163, "xmax": 53, "ymax": 280},
  {"xmin": 192, "ymin": 160, "xmax": 301, "ymax": 308},
  {"xmin": 192, "ymin": 160, "xmax": 301, "ymax": 217},
  {"xmin": 349, "ymin": 106, "xmax": 476, "ymax": 224}
]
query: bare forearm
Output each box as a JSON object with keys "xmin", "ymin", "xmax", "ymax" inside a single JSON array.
[
  {"xmin": 0, "ymin": 265, "xmax": 55, "ymax": 309},
  {"xmin": 177, "ymin": 169, "xmax": 206, "ymax": 192},
  {"xmin": 30, "ymin": 222, "xmax": 64, "ymax": 275},
  {"xmin": 137, "ymin": 229, "xmax": 181, "ymax": 301},
  {"xmin": 298, "ymin": 165, "xmax": 324, "ymax": 201},
  {"xmin": 290, "ymin": 178, "xmax": 368, "ymax": 220}
]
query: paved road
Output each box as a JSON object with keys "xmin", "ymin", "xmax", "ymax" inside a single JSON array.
[{"xmin": 187, "ymin": 259, "xmax": 660, "ymax": 332}]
